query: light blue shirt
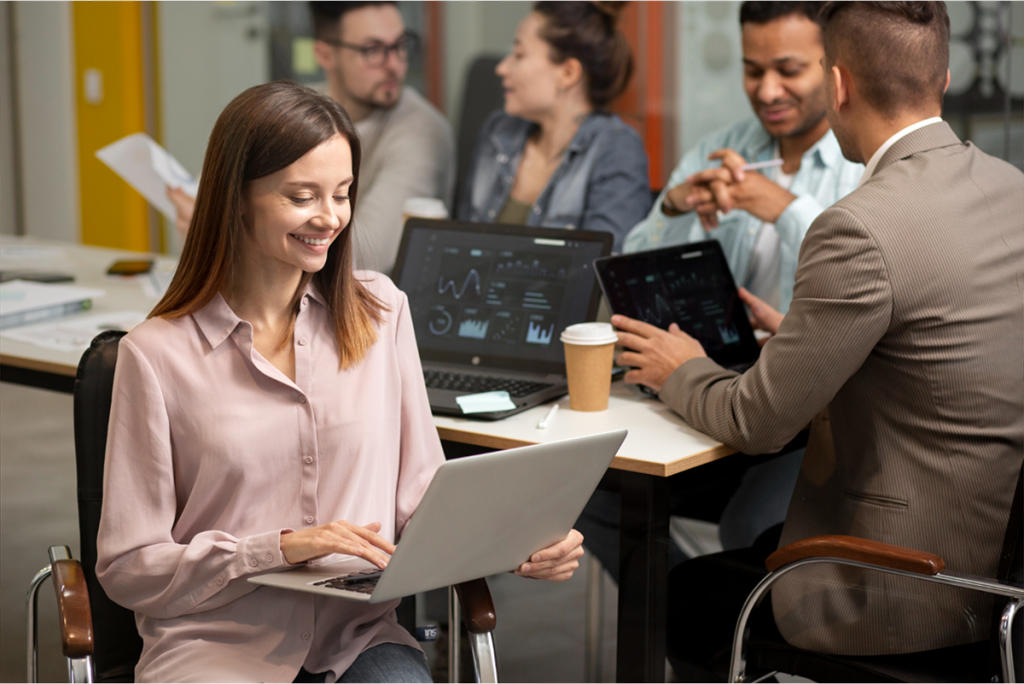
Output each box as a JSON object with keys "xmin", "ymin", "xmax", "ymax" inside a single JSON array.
[{"xmin": 623, "ymin": 117, "xmax": 863, "ymax": 312}]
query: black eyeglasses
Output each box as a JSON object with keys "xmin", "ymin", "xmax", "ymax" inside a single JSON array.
[{"xmin": 321, "ymin": 32, "xmax": 420, "ymax": 67}]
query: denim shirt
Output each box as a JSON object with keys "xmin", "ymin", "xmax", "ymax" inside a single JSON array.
[
  {"xmin": 623, "ymin": 117, "xmax": 864, "ymax": 312},
  {"xmin": 457, "ymin": 110, "xmax": 651, "ymax": 252}
]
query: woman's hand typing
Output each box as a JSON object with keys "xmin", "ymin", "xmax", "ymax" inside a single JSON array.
[
  {"xmin": 280, "ymin": 521, "xmax": 395, "ymax": 568},
  {"xmin": 514, "ymin": 529, "xmax": 585, "ymax": 582}
]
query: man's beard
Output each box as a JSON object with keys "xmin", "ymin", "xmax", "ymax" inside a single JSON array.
[{"xmin": 784, "ymin": 106, "xmax": 827, "ymax": 141}]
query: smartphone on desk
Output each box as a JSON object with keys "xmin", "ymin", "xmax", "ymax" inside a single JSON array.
[
  {"xmin": 0, "ymin": 271, "xmax": 75, "ymax": 283},
  {"xmin": 107, "ymin": 259, "xmax": 154, "ymax": 276}
]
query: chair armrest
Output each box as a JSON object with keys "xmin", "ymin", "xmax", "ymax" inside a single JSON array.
[
  {"xmin": 766, "ymin": 535, "xmax": 945, "ymax": 576},
  {"xmin": 50, "ymin": 559, "xmax": 94, "ymax": 658},
  {"xmin": 454, "ymin": 579, "xmax": 497, "ymax": 634}
]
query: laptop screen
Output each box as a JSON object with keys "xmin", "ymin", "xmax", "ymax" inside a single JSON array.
[
  {"xmin": 393, "ymin": 219, "xmax": 612, "ymax": 375},
  {"xmin": 594, "ymin": 240, "xmax": 761, "ymax": 369}
]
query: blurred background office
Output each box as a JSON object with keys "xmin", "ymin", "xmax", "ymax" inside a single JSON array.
[
  {"xmin": 1, "ymin": 2, "xmax": 1022, "ymax": 682},
  {"xmin": 2, "ymin": 1, "xmax": 1020, "ymax": 252}
]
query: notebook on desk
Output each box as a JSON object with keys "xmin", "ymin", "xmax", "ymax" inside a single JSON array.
[{"xmin": 392, "ymin": 218, "xmax": 612, "ymax": 419}]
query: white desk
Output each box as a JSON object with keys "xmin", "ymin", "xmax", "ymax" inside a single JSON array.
[
  {"xmin": 1, "ymin": 237, "xmax": 169, "ymax": 391},
  {"xmin": 1, "ymin": 235, "xmax": 736, "ymax": 682},
  {"xmin": 435, "ymin": 382, "xmax": 732, "ymax": 477}
]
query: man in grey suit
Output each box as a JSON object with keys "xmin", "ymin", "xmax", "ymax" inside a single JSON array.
[{"xmin": 614, "ymin": 1, "xmax": 1023, "ymax": 674}]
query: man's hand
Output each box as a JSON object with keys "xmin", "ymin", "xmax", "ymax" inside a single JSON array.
[
  {"xmin": 612, "ymin": 314, "xmax": 707, "ymax": 393},
  {"xmin": 738, "ymin": 288, "xmax": 784, "ymax": 345},
  {"xmin": 661, "ymin": 180, "xmax": 697, "ymax": 216},
  {"xmin": 685, "ymin": 149, "xmax": 797, "ymax": 227},
  {"xmin": 166, "ymin": 186, "xmax": 196, "ymax": 238},
  {"xmin": 280, "ymin": 520, "xmax": 396, "ymax": 568},
  {"xmin": 515, "ymin": 529, "xmax": 584, "ymax": 582}
]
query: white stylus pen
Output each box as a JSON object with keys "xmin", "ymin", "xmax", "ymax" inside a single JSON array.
[
  {"xmin": 536, "ymin": 404, "xmax": 559, "ymax": 430},
  {"xmin": 740, "ymin": 159, "xmax": 784, "ymax": 171}
]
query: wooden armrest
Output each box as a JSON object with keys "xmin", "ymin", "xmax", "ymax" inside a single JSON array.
[
  {"xmin": 454, "ymin": 578, "xmax": 497, "ymax": 634},
  {"xmin": 766, "ymin": 534, "xmax": 945, "ymax": 576},
  {"xmin": 50, "ymin": 559, "xmax": 95, "ymax": 659}
]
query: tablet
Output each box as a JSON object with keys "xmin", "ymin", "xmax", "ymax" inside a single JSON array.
[{"xmin": 594, "ymin": 240, "xmax": 761, "ymax": 371}]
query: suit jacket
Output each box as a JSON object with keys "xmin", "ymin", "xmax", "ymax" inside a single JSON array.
[{"xmin": 659, "ymin": 122, "xmax": 1024, "ymax": 655}]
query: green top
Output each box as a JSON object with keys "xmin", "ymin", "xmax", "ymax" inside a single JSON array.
[{"xmin": 495, "ymin": 196, "xmax": 532, "ymax": 225}]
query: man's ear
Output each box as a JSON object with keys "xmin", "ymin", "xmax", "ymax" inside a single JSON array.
[
  {"xmin": 943, "ymin": 68, "xmax": 951, "ymax": 94},
  {"xmin": 313, "ymin": 40, "xmax": 335, "ymax": 73},
  {"xmin": 831, "ymin": 64, "xmax": 850, "ymax": 113}
]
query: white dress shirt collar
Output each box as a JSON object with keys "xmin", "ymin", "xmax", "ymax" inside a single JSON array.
[{"xmin": 858, "ymin": 117, "xmax": 943, "ymax": 187}]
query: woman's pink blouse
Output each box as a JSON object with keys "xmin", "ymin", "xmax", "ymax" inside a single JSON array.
[{"xmin": 95, "ymin": 274, "xmax": 444, "ymax": 682}]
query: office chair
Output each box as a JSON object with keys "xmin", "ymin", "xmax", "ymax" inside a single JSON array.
[
  {"xmin": 728, "ymin": 461, "xmax": 1024, "ymax": 683},
  {"xmin": 27, "ymin": 330, "xmax": 499, "ymax": 683},
  {"xmin": 453, "ymin": 55, "xmax": 505, "ymax": 213}
]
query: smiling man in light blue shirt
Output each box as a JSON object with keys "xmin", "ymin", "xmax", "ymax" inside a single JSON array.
[
  {"xmin": 577, "ymin": 3, "xmax": 865, "ymax": 580},
  {"xmin": 624, "ymin": 1, "xmax": 863, "ymax": 314}
]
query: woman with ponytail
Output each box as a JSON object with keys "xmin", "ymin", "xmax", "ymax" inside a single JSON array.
[{"xmin": 458, "ymin": 1, "xmax": 650, "ymax": 252}]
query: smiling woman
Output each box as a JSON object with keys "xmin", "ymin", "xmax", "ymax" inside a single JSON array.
[
  {"xmin": 94, "ymin": 81, "xmax": 585, "ymax": 683},
  {"xmin": 150, "ymin": 81, "xmax": 382, "ymax": 371}
]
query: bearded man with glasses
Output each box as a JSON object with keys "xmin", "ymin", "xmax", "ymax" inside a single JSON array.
[
  {"xmin": 307, "ymin": 1, "xmax": 456, "ymax": 274},
  {"xmin": 310, "ymin": 1, "xmax": 455, "ymax": 274},
  {"xmin": 166, "ymin": 2, "xmax": 455, "ymax": 276}
]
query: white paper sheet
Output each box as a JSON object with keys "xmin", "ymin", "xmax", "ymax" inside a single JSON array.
[
  {"xmin": 95, "ymin": 133, "xmax": 198, "ymax": 221},
  {"xmin": 1, "ymin": 310, "xmax": 147, "ymax": 353}
]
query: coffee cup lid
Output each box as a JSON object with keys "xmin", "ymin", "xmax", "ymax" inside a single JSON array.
[
  {"xmin": 402, "ymin": 197, "xmax": 448, "ymax": 219},
  {"xmin": 560, "ymin": 322, "xmax": 618, "ymax": 346}
]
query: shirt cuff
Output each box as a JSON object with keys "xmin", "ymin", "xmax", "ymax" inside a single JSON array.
[
  {"xmin": 237, "ymin": 528, "xmax": 293, "ymax": 574},
  {"xmin": 775, "ymin": 194, "xmax": 826, "ymax": 245}
]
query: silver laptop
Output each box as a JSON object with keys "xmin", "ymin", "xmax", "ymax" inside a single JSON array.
[
  {"xmin": 392, "ymin": 218, "xmax": 613, "ymax": 420},
  {"xmin": 249, "ymin": 430, "xmax": 627, "ymax": 603}
]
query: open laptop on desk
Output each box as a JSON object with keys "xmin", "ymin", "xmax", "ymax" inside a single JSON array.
[
  {"xmin": 392, "ymin": 218, "xmax": 612, "ymax": 419},
  {"xmin": 595, "ymin": 240, "xmax": 761, "ymax": 373},
  {"xmin": 249, "ymin": 430, "xmax": 627, "ymax": 602}
]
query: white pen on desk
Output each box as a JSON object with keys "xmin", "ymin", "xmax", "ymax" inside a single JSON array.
[
  {"xmin": 536, "ymin": 403, "xmax": 559, "ymax": 430},
  {"xmin": 740, "ymin": 159, "xmax": 785, "ymax": 171}
]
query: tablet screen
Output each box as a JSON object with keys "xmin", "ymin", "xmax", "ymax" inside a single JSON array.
[{"xmin": 595, "ymin": 240, "xmax": 761, "ymax": 369}]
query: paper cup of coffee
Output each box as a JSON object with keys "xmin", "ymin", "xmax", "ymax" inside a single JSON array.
[
  {"xmin": 402, "ymin": 197, "xmax": 448, "ymax": 227},
  {"xmin": 561, "ymin": 322, "xmax": 618, "ymax": 411}
]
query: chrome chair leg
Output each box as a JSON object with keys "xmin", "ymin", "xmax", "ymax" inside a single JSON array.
[
  {"xmin": 468, "ymin": 632, "xmax": 498, "ymax": 683},
  {"xmin": 448, "ymin": 586, "xmax": 461, "ymax": 683},
  {"xmin": 1000, "ymin": 597, "xmax": 1022, "ymax": 684},
  {"xmin": 26, "ymin": 565, "xmax": 53, "ymax": 683},
  {"xmin": 68, "ymin": 656, "xmax": 94, "ymax": 683},
  {"xmin": 584, "ymin": 555, "xmax": 605, "ymax": 682}
]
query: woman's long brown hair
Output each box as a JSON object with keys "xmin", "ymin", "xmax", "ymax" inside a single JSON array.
[{"xmin": 150, "ymin": 81, "xmax": 385, "ymax": 369}]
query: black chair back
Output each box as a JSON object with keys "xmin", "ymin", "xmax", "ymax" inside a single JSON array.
[
  {"xmin": 454, "ymin": 55, "xmax": 505, "ymax": 213},
  {"xmin": 74, "ymin": 330, "xmax": 140, "ymax": 682}
]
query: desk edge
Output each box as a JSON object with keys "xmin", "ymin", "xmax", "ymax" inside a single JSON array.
[
  {"xmin": 0, "ymin": 353, "xmax": 78, "ymax": 378},
  {"xmin": 435, "ymin": 426, "xmax": 737, "ymax": 477}
]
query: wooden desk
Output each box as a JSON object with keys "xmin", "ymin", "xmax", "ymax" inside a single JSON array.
[{"xmin": 2, "ymin": 236, "xmax": 736, "ymax": 682}]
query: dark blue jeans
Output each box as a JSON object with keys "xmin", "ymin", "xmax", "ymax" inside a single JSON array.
[{"xmin": 294, "ymin": 643, "xmax": 431, "ymax": 683}]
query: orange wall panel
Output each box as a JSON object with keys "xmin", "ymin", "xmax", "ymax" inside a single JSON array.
[{"xmin": 73, "ymin": 1, "xmax": 149, "ymax": 251}]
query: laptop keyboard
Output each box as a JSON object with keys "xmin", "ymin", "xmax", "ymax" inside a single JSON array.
[
  {"xmin": 313, "ymin": 569, "xmax": 382, "ymax": 594},
  {"xmin": 424, "ymin": 370, "xmax": 553, "ymax": 398}
]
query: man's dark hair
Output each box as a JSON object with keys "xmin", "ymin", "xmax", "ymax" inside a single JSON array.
[
  {"xmin": 309, "ymin": 1, "xmax": 398, "ymax": 41},
  {"xmin": 821, "ymin": 2, "xmax": 949, "ymax": 118},
  {"xmin": 739, "ymin": 2, "xmax": 825, "ymax": 28}
]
